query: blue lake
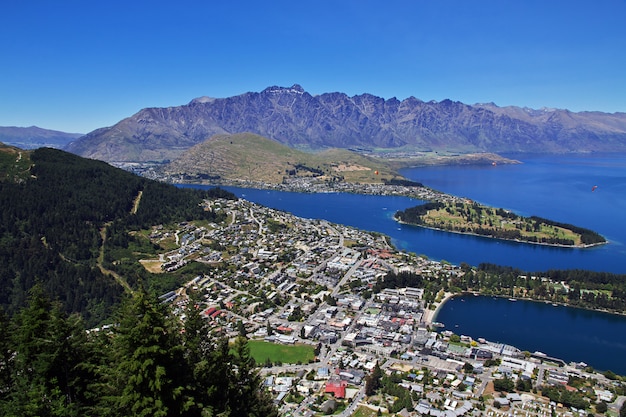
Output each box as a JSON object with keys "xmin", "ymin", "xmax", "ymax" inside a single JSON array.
[
  {"xmin": 400, "ymin": 153, "xmax": 626, "ymax": 274},
  {"xmin": 185, "ymin": 153, "xmax": 626, "ymax": 274},
  {"xmin": 181, "ymin": 153, "xmax": 626, "ymax": 373},
  {"xmin": 434, "ymin": 295, "xmax": 626, "ymax": 374}
]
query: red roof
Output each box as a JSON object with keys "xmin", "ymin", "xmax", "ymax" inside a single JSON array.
[
  {"xmin": 325, "ymin": 379, "xmax": 347, "ymax": 399},
  {"xmin": 276, "ymin": 325, "xmax": 293, "ymax": 334}
]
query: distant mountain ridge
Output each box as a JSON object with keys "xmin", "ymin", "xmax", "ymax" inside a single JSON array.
[
  {"xmin": 0, "ymin": 125, "xmax": 83, "ymax": 149},
  {"xmin": 65, "ymin": 84, "xmax": 626, "ymax": 162}
]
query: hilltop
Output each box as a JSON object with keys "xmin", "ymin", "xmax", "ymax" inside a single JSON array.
[
  {"xmin": 65, "ymin": 84, "xmax": 626, "ymax": 163},
  {"xmin": 0, "ymin": 142, "xmax": 33, "ymax": 182},
  {"xmin": 158, "ymin": 132, "xmax": 410, "ymax": 184},
  {"xmin": 154, "ymin": 133, "xmax": 519, "ymax": 189}
]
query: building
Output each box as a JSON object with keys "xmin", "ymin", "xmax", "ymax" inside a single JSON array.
[{"xmin": 325, "ymin": 378, "xmax": 348, "ymax": 399}]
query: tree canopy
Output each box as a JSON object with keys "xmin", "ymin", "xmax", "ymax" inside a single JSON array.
[
  {"xmin": 0, "ymin": 286, "xmax": 277, "ymax": 417},
  {"xmin": 0, "ymin": 148, "xmax": 234, "ymax": 326}
]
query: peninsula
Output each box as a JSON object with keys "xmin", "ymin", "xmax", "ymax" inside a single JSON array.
[{"xmin": 395, "ymin": 201, "xmax": 607, "ymax": 248}]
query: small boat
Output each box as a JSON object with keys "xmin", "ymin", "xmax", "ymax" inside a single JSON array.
[{"xmin": 508, "ymin": 298, "xmax": 517, "ymax": 302}]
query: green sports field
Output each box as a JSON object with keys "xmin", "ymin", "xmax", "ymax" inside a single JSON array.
[{"xmin": 247, "ymin": 340, "xmax": 315, "ymax": 364}]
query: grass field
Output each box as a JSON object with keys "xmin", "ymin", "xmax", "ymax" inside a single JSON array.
[
  {"xmin": 422, "ymin": 201, "xmax": 582, "ymax": 245},
  {"xmin": 352, "ymin": 405, "xmax": 385, "ymax": 416},
  {"xmin": 247, "ymin": 340, "xmax": 315, "ymax": 365}
]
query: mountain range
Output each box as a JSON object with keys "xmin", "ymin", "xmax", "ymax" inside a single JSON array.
[
  {"xmin": 0, "ymin": 125, "xmax": 83, "ymax": 149},
  {"xmin": 64, "ymin": 84, "xmax": 626, "ymax": 163}
]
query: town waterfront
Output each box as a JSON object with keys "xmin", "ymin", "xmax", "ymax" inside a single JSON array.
[
  {"xmin": 182, "ymin": 153, "xmax": 626, "ymax": 374},
  {"xmin": 434, "ymin": 295, "xmax": 626, "ymax": 374},
  {"xmin": 185, "ymin": 154, "xmax": 626, "ymax": 274}
]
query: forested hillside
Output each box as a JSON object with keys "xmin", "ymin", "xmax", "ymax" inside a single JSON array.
[
  {"xmin": 0, "ymin": 286, "xmax": 277, "ymax": 417},
  {"xmin": 0, "ymin": 147, "xmax": 234, "ymax": 326}
]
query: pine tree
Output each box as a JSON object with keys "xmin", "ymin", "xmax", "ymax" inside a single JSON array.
[
  {"xmin": 1, "ymin": 284, "xmax": 90, "ymax": 417},
  {"xmin": 0, "ymin": 285, "xmax": 279, "ymax": 417},
  {"xmin": 365, "ymin": 361, "xmax": 383, "ymax": 396},
  {"xmin": 107, "ymin": 288, "xmax": 187, "ymax": 417},
  {"xmin": 229, "ymin": 336, "xmax": 278, "ymax": 417},
  {"xmin": 0, "ymin": 308, "xmax": 12, "ymax": 400},
  {"xmin": 181, "ymin": 290, "xmax": 230, "ymax": 416}
]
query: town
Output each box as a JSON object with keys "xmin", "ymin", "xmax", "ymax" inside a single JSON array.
[{"xmin": 143, "ymin": 196, "xmax": 625, "ymax": 417}]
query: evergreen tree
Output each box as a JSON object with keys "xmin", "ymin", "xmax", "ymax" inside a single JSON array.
[
  {"xmin": 107, "ymin": 288, "xmax": 187, "ymax": 417},
  {"xmin": 0, "ymin": 285, "xmax": 278, "ymax": 417},
  {"xmin": 0, "ymin": 308, "xmax": 12, "ymax": 400},
  {"xmin": 229, "ymin": 336, "xmax": 278, "ymax": 417},
  {"xmin": 1, "ymin": 284, "xmax": 90, "ymax": 417},
  {"xmin": 181, "ymin": 290, "xmax": 230, "ymax": 416},
  {"xmin": 365, "ymin": 362, "xmax": 383, "ymax": 396}
]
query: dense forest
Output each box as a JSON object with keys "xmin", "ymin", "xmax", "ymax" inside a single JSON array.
[
  {"xmin": 394, "ymin": 201, "xmax": 444, "ymax": 222},
  {"xmin": 0, "ymin": 147, "xmax": 235, "ymax": 325},
  {"xmin": 0, "ymin": 285, "xmax": 277, "ymax": 417}
]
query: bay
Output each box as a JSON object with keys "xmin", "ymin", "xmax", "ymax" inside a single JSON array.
[
  {"xmin": 180, "ymin": 153, "xmax": 626, "ymax": 373},
  {"xmin": 183, "ymin": 153, "xmax": 626, "ymax": 274},
  {"xmin": 434, "ymin": 295, "xmax": 626, "ymax": 374},
  {"xmin": 399, "ymin": 153, "xmax": 626, "ymax": 274}
]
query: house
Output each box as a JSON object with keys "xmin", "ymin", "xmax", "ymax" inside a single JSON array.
[
  {"xmin": 320, "ymin": 399, "xmax": 337, "ymax": 414},
  {"xmin": 494, "ymin": 397, "xmax": 510, "ymax": 408},
  {"xmin": 325, "ymin": 378, "xmax": 347, "ymax": 399}
]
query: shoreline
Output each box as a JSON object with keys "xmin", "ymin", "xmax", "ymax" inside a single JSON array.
[
  {"xmin": 423, "ymin": 291, "xmax": 455, "ymax": 325},
  {"xmin": 395, "ymin": 218, "xmax": 607, "ymax": 249},
  {"xmin": 430, "ymin": 292, "xmax": 626, "ymax": 326},
  {"xmin": 180, "ymin": 179, "xmax": 605, "ymax": 249}
]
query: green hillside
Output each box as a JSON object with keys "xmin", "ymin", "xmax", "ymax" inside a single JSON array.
[
  {"xmin": 0, "ymin": 142, "xmax": 32, "ymax": 182},
  {"xmin": 161, "ymin": 132, "xmax": 406, "ymax": 184},
  {"xmin": 0, "ymin": 147, "xmax": 235, "ymax": 325}
]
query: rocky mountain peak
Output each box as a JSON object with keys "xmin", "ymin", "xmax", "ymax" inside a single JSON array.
[
  {"xmin": 261, "ymin": 84, "xmax": 306, "ymax": 95},
  {"xmin": 64, "ymin": 85, "xmax": 626, "ymax": 162},
  {"xmin": 189, "ymin": 96, "xmax": 216, "ymax": 104}
]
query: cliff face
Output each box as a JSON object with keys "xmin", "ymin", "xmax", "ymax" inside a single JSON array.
[{"xmin": 65, "ymin": 84, "xmax": 626, "ymax": 162}]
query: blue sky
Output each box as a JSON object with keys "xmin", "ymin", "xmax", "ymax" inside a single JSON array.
[{"xmin": 1, "ymin": 0, "xmax": 625, "ymax": 133}]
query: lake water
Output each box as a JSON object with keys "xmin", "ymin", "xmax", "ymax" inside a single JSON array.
[
  {"xmin": 186, "ymin": 153, "xmax": 626, "ymax": 274},
  {"xmin": 434, "ymin": 295, "xmax": 626, "ymax": 374},
  {"xmin": 400, "ymin": 153, "xmax": 626, "ymax": 274},
  {"xmin": 181, "ymin": 153, "xmax": 626, "ymax": 373}
]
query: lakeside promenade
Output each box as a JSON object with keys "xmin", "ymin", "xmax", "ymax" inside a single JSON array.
[{"xmin": 422, "ymin": 291, "xmax": 455, "ymax": 325}]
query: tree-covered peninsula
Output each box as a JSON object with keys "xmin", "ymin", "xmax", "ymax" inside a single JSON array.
[{"xmin": 395, "ymin": 201, "xmax": 606, "ymax": 247}]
